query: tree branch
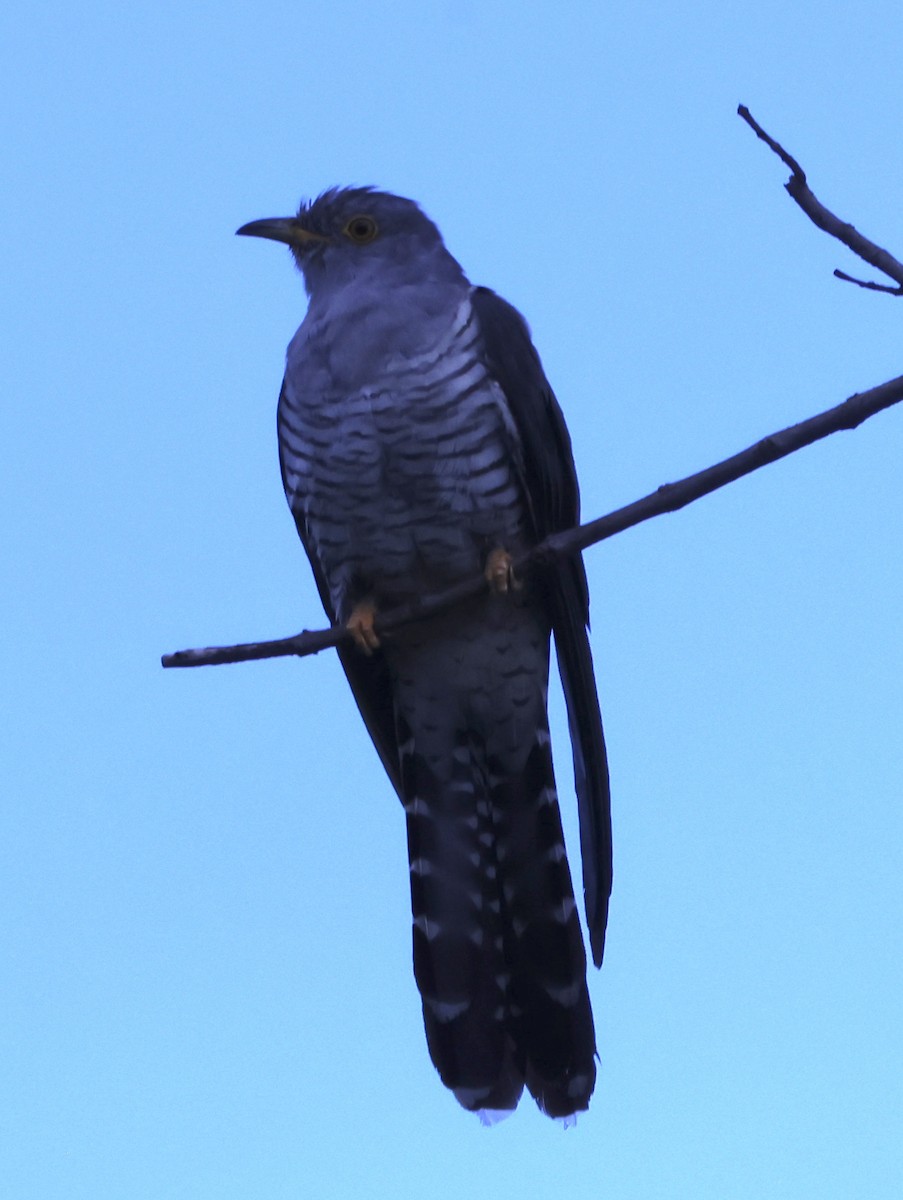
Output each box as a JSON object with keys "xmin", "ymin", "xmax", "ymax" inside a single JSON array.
[
  {"xmin": 162, "ymin": 372, "xmax": 903, "ymax": 669},
  {"xmin": 738, "ymin": 104, "xmax": 903, "ymax": 294}
]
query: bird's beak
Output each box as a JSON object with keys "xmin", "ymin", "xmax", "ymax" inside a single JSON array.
[{"xmin": 235, "ymin": 217, "xmax": 328, "ymax": 247}]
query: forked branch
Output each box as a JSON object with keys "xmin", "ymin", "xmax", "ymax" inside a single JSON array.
[{"xmin": 738, "ymin": 105, "xmax": 903, "ymax": 294}]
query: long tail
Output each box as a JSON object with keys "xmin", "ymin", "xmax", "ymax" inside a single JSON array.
[{"xmin": 398, "ymin": 713, "xmax": 596, "ymax": 1119}]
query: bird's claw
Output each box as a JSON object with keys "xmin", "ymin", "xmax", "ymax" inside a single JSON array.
[
  {"xmin": 484, "ymin": 548, "xmax": 521, "ymax": 595},
  {"xmin": 347, "ymin": 601, "xmax": 381, "ymax": 654}
]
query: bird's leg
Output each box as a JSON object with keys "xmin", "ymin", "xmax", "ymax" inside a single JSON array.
[
  {"xmin": 484, "ymin": 547, "xmax": 521, "ymax": 595},
  {"xmin": 347, "ymin": 599, "xmax": 381, "ymax": 654}
]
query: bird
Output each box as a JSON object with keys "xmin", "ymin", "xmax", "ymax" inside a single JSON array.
[{"xmin": 237, "ymin": 188, "xmax": 611, "ymax": 1122}]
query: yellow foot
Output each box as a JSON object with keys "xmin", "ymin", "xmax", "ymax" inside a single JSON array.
[
  {"xmin": 484, "ymin": 548, "xmax": 521, "ymax": 595},
  {"xmin": 347, "ymin": 600, "xmax": 381, "ymax": 654}
]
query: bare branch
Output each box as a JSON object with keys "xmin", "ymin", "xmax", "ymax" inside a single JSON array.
[
  {"xmin": 736, "ymin": 105, "xmax": 807, "ymax": 178},
  {"xmin": 738, "ymin": 105, "xmax": 903, "ymax": 293},
  {"xmin": 833, "ymin": 269, "xmax": 903, "ymax": 295},
  {"xmin": 162, "ymin": 372, "xmax": 903, "ymax": 670}
]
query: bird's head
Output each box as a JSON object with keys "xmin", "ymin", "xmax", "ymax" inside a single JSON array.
[{"xmin": 236, "ymin": 187, "xmax": 465, "ymax": 298}]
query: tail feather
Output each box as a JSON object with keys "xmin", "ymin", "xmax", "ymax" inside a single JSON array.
[
  {"xmin": 492, "ymin": 738, "xmax": 596, "ymax": 1116},
  {"xmin": 401, "ymin": 722, "xmax": 523, "ymax": 1112},
  {"xmin": 399, "ymin": 712, "xmax": 595, "ymax": 1119}
]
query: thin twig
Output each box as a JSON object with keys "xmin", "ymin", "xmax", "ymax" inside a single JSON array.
[
  {"xmin": 738, "ymin": 105, "xmax": 903, "ymax": 293},
  {"xmin": 162, "ymin": 372, "xmax": 903, "ymax": 669},
  {"xmin": 737, "ymin": 106, "xmax": 807, "ymax": 177},
  {"xmin": 833, "ymin": 269, "xmax": 903, "ymax": 295}
]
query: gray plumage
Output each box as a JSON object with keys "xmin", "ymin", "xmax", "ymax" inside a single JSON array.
[{"xmin": 237, "ymin": 188, "xmax": 611, "ymax": 1120}]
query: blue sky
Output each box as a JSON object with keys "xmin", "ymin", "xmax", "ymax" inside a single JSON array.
[{"xmin": 3, "ymin": 2, "xmax": 902, "ymax": 1197}]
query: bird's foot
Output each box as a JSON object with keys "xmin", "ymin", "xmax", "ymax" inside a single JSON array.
[
  {"xmin": 346, "ymin": 600, "xmax": 380, "ymax": 654},
  {"xmin": 484, "ymin": 548, "xmax": 521, "ymax": 595}
]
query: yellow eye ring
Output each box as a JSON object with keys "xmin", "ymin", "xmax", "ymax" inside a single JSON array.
[{"xmin": 343, "ymin": 214, "xmax": 379, "ymax": 243}]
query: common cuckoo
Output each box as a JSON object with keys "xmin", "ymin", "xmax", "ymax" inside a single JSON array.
[{"xmin": 237, "ymin": 188, "xmax": 611, "ymax": 1121}]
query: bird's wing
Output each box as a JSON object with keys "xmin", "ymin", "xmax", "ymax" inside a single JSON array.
[
  {"xmin": 276, "ymin": 380, "xmax": 403, "ymax": 800},
  {"xmin": 471, "ymin": 286, "xmax": 612, "ymax": 967}
]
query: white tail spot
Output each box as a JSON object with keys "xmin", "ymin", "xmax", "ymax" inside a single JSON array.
[
  {"xmin": 551, "ymin": 895, "xmax": 577, "ymax": 922},
  {"xmin": 545, "ymin": 978, "xmax": 582, "ymax": 1006},
  {"xmin": 403, "ymin": 794, "xmax": 431, "ymax": 817},
  {"xmin": 477, "ymin": 1107, "xmax": 514, "ymax": 1127},
  {"xmin": 426, "ymin": 996, "xmax": 470, "ymax": 1022},
  {"xmin": 413, "ymin": 913, "xmax": 442, "ymax": 940}
]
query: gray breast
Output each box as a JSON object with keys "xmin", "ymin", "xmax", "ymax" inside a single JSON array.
[{"xmin": 279, "ymin": 293, "xmax": 528, "ymax": 619}]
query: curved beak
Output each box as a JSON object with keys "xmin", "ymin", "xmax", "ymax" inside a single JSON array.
[{"xmin": 235, "ymin": 217, "xmax": 328, "ymax": 247}]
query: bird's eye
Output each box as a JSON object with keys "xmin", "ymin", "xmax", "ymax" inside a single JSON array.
[{"xmin": 343, "ymin": 215, "xmax": 378, "ymax": 244}]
